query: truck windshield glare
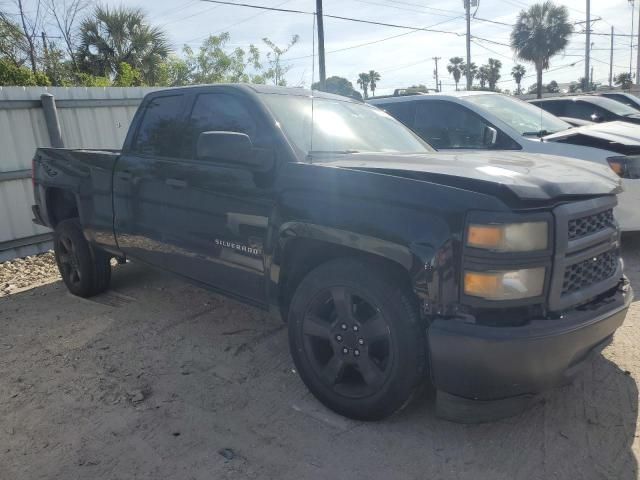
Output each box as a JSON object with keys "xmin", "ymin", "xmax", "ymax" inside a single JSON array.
[{"xmin": 261, "ymin": 94, "xmax": 432, "ymax": 157}]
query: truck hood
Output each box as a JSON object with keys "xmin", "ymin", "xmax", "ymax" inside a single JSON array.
[
  {"xmin": 542, "ymin": 121, "xmax": 640, "ymax": 152},
  {"xmin": 316, "ymin": 151, "xmax": 621, "ymax": 201}
]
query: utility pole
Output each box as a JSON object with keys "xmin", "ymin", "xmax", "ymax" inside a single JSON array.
[
  {"xmin": 591, "ymin": 65, "xmax": 594, "ymax": 88},
  {"xmin": 630, "ymin": 0, "xmax": 635, "ymax": 78},
  {"xmin": 316, "ymin": 0, "xmax": 326, "ymax": 89},
  {"xmin": 585, "ymin": 0, "xmax": 591, "ymax": 91},
  {"xmin": 41, "ymin": 32, "xmax": 49, "ymax": 71},
  {"xmin": 433, "ymin": 56, "xmax": 441, "ymax": 92},
  {"xmin": 610, "ymin": 26, "xmax": 614, "ymax": 87},
  {"xmin": 464, "ymin": 0, "xmax": 472, "ymax": 90},
  {"xmin": 636, "ymin": 0, "xmax": 640, "ymax": 84}
]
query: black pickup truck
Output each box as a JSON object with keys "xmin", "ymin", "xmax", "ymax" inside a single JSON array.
[{"xmin": 32, "ymin": 84, "xmax": 632, "ymax": 422}]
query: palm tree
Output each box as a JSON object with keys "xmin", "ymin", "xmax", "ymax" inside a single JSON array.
[
  {"xmin": 486, "ymin": 58, "xmax": 502, "ymax": 91},
  {"xmin": 447, "ymin": 57, "xmax": 464, "ymax": 91},
  {"xmin": 77, "ymin": 5, "xmax": 169, "ymax": 84},
  {"xmin": 614, "ymin": 72, "xmax": 633, "ymax": 90},
  {"xmin": 368, "ymin": 70, "xmax": 381, "ymax": 97},
  {"xmin": 511, "ymin": 64, "xmax": 526, "ymax": 95},
  {"xmin": 510, "ymin": 1, "xmax": 573, "ymax": 99},
  {"xmin": 477, "ymin": 65, "xmax": 490, "ymax": 89},
  {"xmin": 461, "ymin": 61, "xmax": 477, "ymax": 88},
  {"xmin": 357, "ymin": 72, "xmax": 370, "ymax": 98}
]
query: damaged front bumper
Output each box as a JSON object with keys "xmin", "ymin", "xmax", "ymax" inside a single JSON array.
[{"xmin": 427, "ymin": 279, "xmax": 633, "ymax": 423}]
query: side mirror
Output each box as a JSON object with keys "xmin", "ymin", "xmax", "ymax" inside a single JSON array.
[
  {"xmin": 197, "ymin": 131, "xmax": 258, "ymax": 166},
  {"xmin": 483, "ymin": 125, "xmax": 498, "ymax": 147}
]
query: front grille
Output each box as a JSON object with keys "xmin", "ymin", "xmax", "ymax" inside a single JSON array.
[
  {"xmin": 562, "ymin": 250, "xmax": 618, "ymax": 295},
  {"xmin": 568, "ymin": 209, "xmax": 615, "ymax": 240}
]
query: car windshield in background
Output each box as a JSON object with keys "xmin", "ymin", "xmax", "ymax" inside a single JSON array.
[
  {"xmin": 260, "ymin": 94, "xmax": 433, "ymax": 157},
  {"xmin": 587, "ymin": 96, "xmax": 640, "ymax": 116},
  {"xmin": 465, "ymin": 94, "xmax": 571, "ymax": 137}
]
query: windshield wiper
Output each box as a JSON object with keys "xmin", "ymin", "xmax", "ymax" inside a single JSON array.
[{"xmin": 522, "ymin": 129, "xmax": 550, "ymax": 137}]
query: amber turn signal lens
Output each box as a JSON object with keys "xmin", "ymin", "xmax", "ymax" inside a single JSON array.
[
  {"xmin": 464, "ymin": 272, "xmax": 501, "ymax": 298},
  {"xmin": 464, "ymin": 267, "xmax": 545, "ymax": 300},
  {"xmin": 467, "ymin": 225, "xmax": 503, "ymax": 249}
]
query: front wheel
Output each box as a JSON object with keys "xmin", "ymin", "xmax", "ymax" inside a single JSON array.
[
  {"xmin": 53, "ymin": 218, "xmax": 111, "ymax": 297},
  {"xmin": 288, "ymin": 258, "xmax": 426, "ymax": 420}
]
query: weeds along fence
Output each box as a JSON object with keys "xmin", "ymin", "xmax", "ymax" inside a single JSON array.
[{"xmin": 0, "ymin": 86, "xmax": 156, "ymax": 262}]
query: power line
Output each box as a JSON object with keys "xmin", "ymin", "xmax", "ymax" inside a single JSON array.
[
  {"xmin": 198, "ymin": 0, "xmax": 466, "ymax": 36},
  {"xmin": 281, "ymin": 15, "xmax": 464, "ymax": 64}
]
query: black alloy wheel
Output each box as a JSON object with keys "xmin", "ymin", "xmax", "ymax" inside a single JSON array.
[
  {"xmin": 288, "ymin": 258, "xmax": 425, "ymax": 420},
  {"xmin": 301, "ymin": 285, "xmax": 394, "ymax": 399}
]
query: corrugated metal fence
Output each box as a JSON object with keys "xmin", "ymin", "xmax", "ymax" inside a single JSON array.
[{"xmin": 0, "ymin": 86, "xmax": 157, "ymax": 262}]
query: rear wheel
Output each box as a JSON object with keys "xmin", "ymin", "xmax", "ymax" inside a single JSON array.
[
  {"xmin": 54, "ymin": 218, "xmax": 111, "ymax": 297},
  {"xmin": 288, "ymin": 258, "xmax": 425, "ymax": 420}
]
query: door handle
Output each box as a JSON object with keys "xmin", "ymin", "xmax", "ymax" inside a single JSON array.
[{"xmin": 165, "ymin": 178, "xmax": 187, "ymax": 188}]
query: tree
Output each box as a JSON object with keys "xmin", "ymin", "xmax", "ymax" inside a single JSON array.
[
  {"xmin": 447, "ymin": 56, "xmax": 464, "ymax": 91},
  {"xmin": 511, "ymin": 64, "xmax": 526, "ymax": 94},
  {"xmin": 476, "ymin": 65, "xmax": 490, "ymax": 89},
  {"xmin": 461, "ymin": 61, "xmax": 477, "ymax": 88},
  {"xmin": 77, "ymin": 5, "xmax": 169, "ymax": 84},
  {"xmin": 0, "ymin": 58, "xmax": 49, "ymax": 85},
  {"xmin": 45, "ymin": 0, "xmax": 92, "ymax": 70},
  {"xmin": 511, "ymin": 1, "xmax": 573, "ymax": 99},
  {"xmin": 15, "ymin": 0, "xmax": 44, "ymax": 74},
  {"xmin": 182, "ymin": 33, "xmax": 263, "ymax": 85},
  {"xmin": 486, "ymin": 58, "xmax": 502, "ymax": 90},
  {"xmin": 614, "ymin": 72, "xmax": 633, "ymax": 90},
  {"xmin": 546, "ymin": 80, "xmax": 559, "ymax": 93},
  {"xmin": 156, "ymin": 55, "xmax": 191, "ymax": 87},
  {"xmin": 113, "ymin": 62, "xmax": 143, "ymax": 86},
  {"xmin": 262, "ymin": 35, "xmax": 299, "ymax": 86},
  {"xmin": 368, "ymin": 70, "xmax": 381, "ymax": 97},
  {"xmin": 357, "ymin": 72, "xmax": 370, "ymax": 98},
  {"xmin": 0, "ymin": 14, "xmax": 30, "ymax": 66},
  {"xmin": 312, "ymin": 75, "xmax": 362, "ymax": 100}
]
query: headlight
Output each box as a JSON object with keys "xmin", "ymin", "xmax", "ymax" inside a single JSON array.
[
  {"xmin": 467, "ymin": 222, "xmax": 548, "ymax": 252},
  {"xmin": 607, "ymin": 156, "xmax": 640, "ymax": 179},
  {"xmin": 464, "ymin": 267, "xmax": 545, "ymax": 300}
]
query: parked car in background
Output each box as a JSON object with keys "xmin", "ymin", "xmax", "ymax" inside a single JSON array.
[
  {"xmin": 530, "ymin": 95, "xmax": 640, "ymax": 125},
  {"xmin": 369, "ymin": 92, "xmax": 640, "ymax": 231},
  {"xmin": 597, "ymin": 92, "xmax": 640, "ymax": 111}
]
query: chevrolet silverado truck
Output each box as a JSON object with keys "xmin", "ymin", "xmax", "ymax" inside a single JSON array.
[{"xmin": 32, "ymin": 85, "xmax": 632, "ymax": 422}]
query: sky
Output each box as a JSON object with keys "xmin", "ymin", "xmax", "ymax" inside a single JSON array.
[{"xmin": 47, "ymin": 0, "xmax": 640, "ymax": 94}]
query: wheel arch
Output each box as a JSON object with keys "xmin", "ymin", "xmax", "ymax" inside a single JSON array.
[
  {"xmin": 45, "ymin": 187, "xmax": 79, "ymax": 227},
  {"xmin": 271, "ymin": 222, "xmax": 419, "ymax": 321}
]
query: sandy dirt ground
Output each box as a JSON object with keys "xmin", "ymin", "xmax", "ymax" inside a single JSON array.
[{"xmin": 1, "ymin": 237, "xmax": 640, "ymax": 480}]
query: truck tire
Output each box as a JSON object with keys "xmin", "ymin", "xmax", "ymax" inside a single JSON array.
[
  {"xmin": 288, "ymin": 258, "xmax": 425, "ymax": 420},
  {"xmin": 53, "ymin": 218, "xmax": 111, "ymax": 297}
]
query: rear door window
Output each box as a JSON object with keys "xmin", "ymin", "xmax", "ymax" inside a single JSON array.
[
  {"xmin": 413, "ymin": 100, "xmax": 490, "ymax": 149},
  {"xmin": 133, "ymin": 95, "xmax": 186, "ymax": 158},
  {"xmin": 565, "ymin": 101, "xmax": 600, "ymax": 121},
  {"xmin": 379, "ymin": 102, "xmax": 415, "ymax": 128}
]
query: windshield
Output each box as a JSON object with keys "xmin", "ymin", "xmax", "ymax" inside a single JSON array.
[
  {"xmin": 586, "ymin": 96, "xmax": 640, "ymax": 116},
  {"xmin": 465, "ymin": 94, "xmax": 571, "ymax": 136},
  {"xmin": 260, "ymin": 93, "xmax": 432, "ymax": 156}
]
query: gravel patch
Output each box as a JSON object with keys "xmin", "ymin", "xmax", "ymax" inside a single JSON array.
[{"xmin": 0, "ymin": 252, "xmax": 60, "ymax": 297}]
